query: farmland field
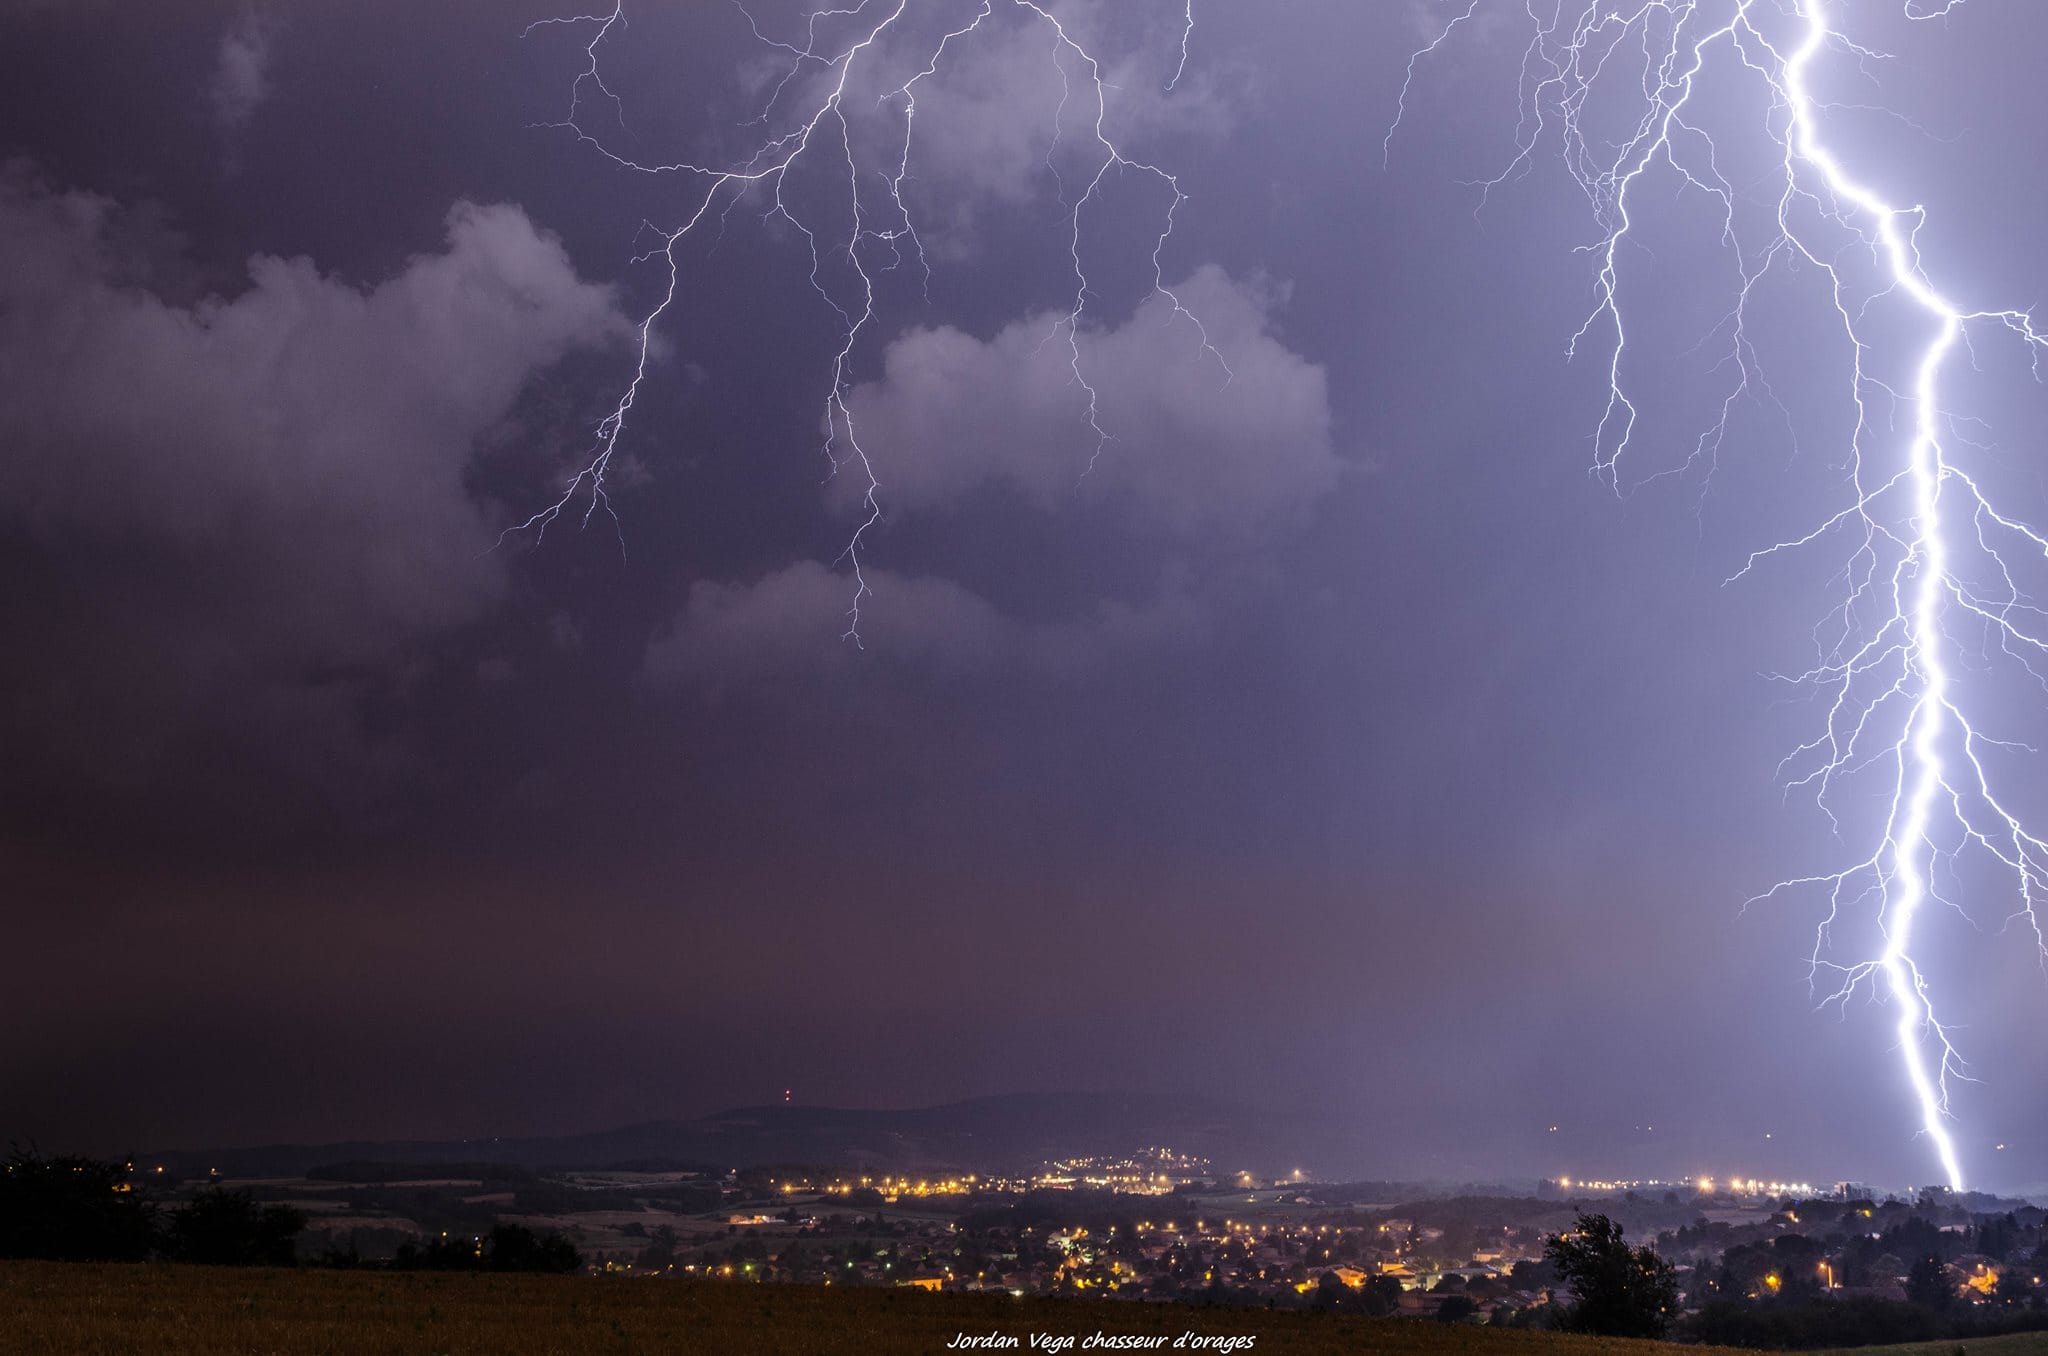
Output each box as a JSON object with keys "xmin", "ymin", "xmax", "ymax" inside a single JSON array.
[
  {"xmin": 0, "ymin": 1262, "xmax": 1727, "ymax": 1355},
  {"xmin": 10, "ymin": 1262, "xmax": 2043, "ymax": 1355}
]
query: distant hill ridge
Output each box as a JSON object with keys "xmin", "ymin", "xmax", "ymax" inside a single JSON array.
[{"xmin": 147, "ymin": 1091, "xmax": 1313, "ymax": 1178}]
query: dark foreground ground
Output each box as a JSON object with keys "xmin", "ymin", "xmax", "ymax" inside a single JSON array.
[
  {"xmin": 4, "ymin": 1263, "xmax": 2044, "ymax": 1356},
  {"xmin": 0, "ymin": 1263, "xmax": 1695, "ymax": 1355}
]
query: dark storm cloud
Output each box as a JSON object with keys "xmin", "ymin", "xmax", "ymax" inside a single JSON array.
[{"xmin": 0, "ymin": 169, "xmax": 628, "ymax": 797}]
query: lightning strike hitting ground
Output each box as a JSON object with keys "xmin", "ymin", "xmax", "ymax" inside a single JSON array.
[
  {"xmin": 514, "ymin": 1, "xmax": 1219, "ymax": 641},
  {"xmin": 1398, "ymin": 0, "xmax": 2048, "ymax": 1189}
]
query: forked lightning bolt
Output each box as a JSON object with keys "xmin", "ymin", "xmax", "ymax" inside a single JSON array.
[
  {"xmin": 531, "ymin": 0, "xmax": 2042, "ymax": 1187},
  {"xmin": 1398, "ymin": 0, "xmax": 2048, "ymax": 1189},
  {"xmin": 513, "ymin": 1, "xmax": 1217, "ymax": 641}
]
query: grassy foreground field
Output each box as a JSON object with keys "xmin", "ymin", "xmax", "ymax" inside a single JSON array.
[
  {"xmin": 7, "ymin": 1264, "xmax": 2045, "ymax": 1356},
  {"xmin": 0, "ymin": 1263, "xmax": 1728, "ymax": 1356},
  {"xmin": 1817, "ymin": 1338, "xmax": 2048, "ymax": 1356}
]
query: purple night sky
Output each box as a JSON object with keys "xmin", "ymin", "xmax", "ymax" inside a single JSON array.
[{"xmin": 3, "ymin": 0, "xmax": 2045, "ymax": 1192}]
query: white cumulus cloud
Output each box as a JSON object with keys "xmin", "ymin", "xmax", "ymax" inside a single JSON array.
[{"xmin": 840, "ymin": 266, "xmax": 1344, "ymax": 536}]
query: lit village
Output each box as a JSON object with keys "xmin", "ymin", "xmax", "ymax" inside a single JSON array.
[{"xmin": 168, "ymin": 1148, "xmax": 2048, "ymax": 1329}]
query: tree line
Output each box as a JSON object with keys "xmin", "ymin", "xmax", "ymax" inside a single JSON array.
[
  {"xmin": 0, "ymin": 1150, "xmax": 579, "ymax": 1272},
  {"xmin": 1529, "ymin": 1211, "xmax": 2047, "ymax": 1348}
]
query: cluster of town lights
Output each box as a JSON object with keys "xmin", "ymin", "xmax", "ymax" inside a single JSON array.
[{"xmin": 1552, "ymin": 1175, "xmax": 1817, "ymax": 1196}]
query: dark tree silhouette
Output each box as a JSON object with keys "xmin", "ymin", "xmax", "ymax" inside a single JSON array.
[
  {"xmin": 1357, "ymin": 1273, "xmax": 1404, "ymax": 1317},
  {"xmin": 1309, "ymin": 1270, "xmax": 1349, "ymax": 1311},
  {"xmin": 0, "ymin": 1150, "xmax": 154, "ymax": 1262},
  {"xmin": 393, "ymin": 1223, "xmax": 582, "ymax": 1273},
  {"xmin": 1906, "ymin": 1253, "xmax": 1954, "ymax": 1311},
  {"xmin": 164, "ymin": 1188, "xmax": 305, "ymax": 1266},
  {"xmin": 1544, "ymin": 1212, "xmax": 1678, "ymax": 1339},
  {"xmin": 1435, "ymin": 1294, "xmax": 1481, "ymax": 1323},
  {"xmin": 483, "ymin": 1222, "xmax": 581, "ymax": 1273}
]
